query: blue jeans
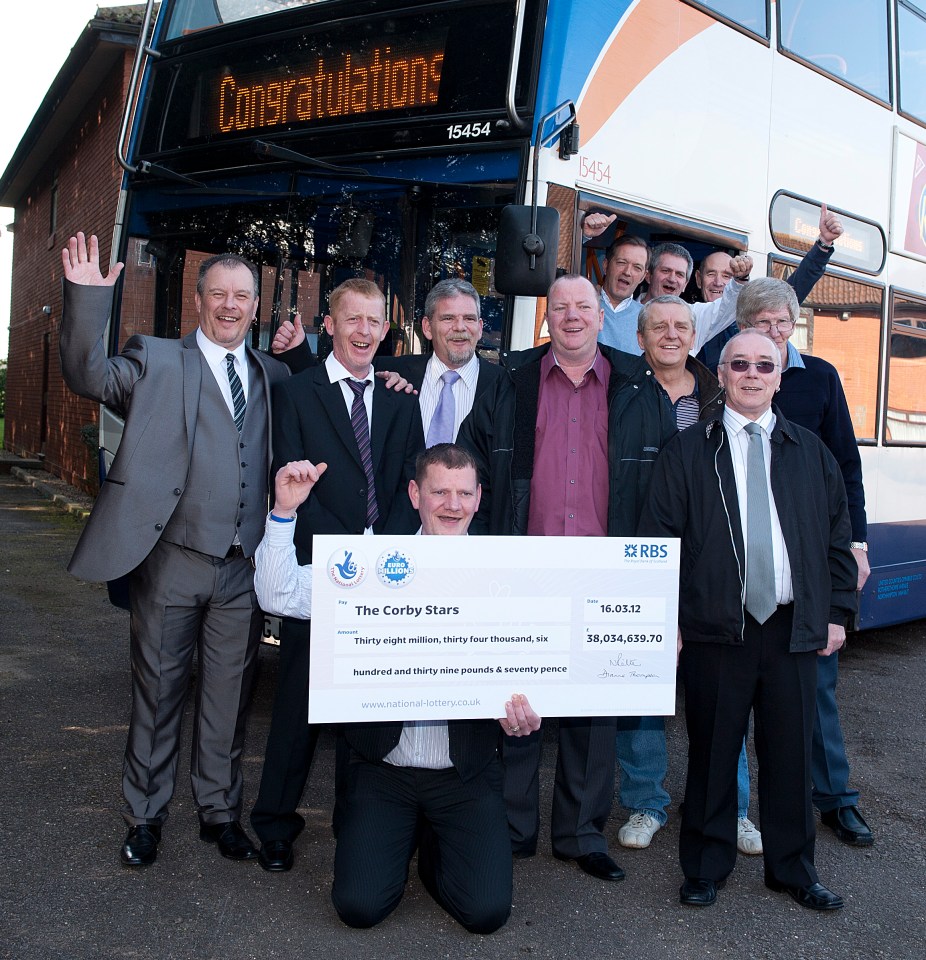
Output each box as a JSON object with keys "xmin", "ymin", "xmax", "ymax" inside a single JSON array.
[
  {"xmin": 736, "ymin": 741, "xmax": 750, "ymax": 819},
  {"xmin": 811, "ymin": 650, "xmax": 859, "ymax": 812},
  {"xmin": 615, "ymin": 716, "xmax": 669, "ymax": 825}
]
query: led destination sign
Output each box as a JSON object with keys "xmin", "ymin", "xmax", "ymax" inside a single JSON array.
[
  {"xmin": 214, "ymin": 34, "xmax": 446, "ymax": 135},
  {"xmin": 136, "ymin": 2, "xmax": 540, "ymax": 161}
]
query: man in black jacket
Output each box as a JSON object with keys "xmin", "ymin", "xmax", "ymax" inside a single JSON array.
[
  {"xmin": 639, "ymin": 330, "xmax": 857, "ymax": 912},
  {"xmin": 374, "ymin": 278, "xmax": 503, "ymax": 444},
  {"xmin": 254, "ymin": 444, "xmax": 540, "ymax": 933},
  {"xmin": 458, "ymin": 274, "xmax": 667, "ymax": 881}
]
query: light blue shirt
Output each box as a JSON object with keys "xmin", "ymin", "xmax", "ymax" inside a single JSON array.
[
  {"xmin": 785, "ymin": 341, "xmax": 806, "ymax": 370},
  {"xmin": 598, "ymin": 291, "xmax": 643, "ymax": 354}
]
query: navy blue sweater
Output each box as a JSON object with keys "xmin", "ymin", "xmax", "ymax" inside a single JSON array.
[{"xmin": 775, "ymin": 353, "xmax": 867, "ymax": 541}]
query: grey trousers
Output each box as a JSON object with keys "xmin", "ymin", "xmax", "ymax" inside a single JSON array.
[{"xmin": 122, "ymin": 539, "xmax": 262, "ymax": 826}]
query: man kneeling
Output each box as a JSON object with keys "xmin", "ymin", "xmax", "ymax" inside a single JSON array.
[{"xmin": 254, "ymin": 443, "xmax": 540, "ymax": 933}]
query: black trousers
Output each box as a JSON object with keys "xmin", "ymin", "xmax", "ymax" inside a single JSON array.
[
  {"xmin": 250, "ymin": 618, "xmax": 320, "ymax": 844},
  {"xmin": 332, "ymin": 756, "xmax": 512, "ymax": 934},
  {"xmin": 502, "ymin": 716, "xmax": 617, "ymax": 858},
  {"xmin": 680, "ymin": 605, "xmax": 819, "ymax": 887}
]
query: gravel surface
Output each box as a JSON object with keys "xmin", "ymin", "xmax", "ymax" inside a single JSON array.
[{"xmin": 1, "ymin": 470, "xmax": 924, "ymax": 960}]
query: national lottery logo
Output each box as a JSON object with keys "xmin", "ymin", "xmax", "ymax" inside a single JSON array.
[
  {"xmin": 327, "ymin": 549, "xmax": 368, "ymax": 588},
  {"xmin": 376, "ymin": 549, "xmax": 416, "ymax": 588}
]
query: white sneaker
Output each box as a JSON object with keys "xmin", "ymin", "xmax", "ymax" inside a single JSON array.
[
  {"xmin": 618, "ymin": 811, "xmax": 662, "ymax": 849},
  {"xmin": 737, "ymin": 817, "xmax": 763, "ymax": 855}
]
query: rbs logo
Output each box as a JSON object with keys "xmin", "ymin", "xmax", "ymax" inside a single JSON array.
[{"xmin": 626, "ymin": 542, "xmax": 669, "ymax": 559}]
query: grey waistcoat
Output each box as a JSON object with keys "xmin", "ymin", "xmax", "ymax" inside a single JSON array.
[{"xmin": 160, "ymin": 354, "xmax": 269, "ymax": 558}]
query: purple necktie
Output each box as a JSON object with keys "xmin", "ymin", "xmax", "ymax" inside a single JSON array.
[
  {"xmin": 347, "ymin": 379, "xmax": 379, "ymax": 527},
  {"xmin": 426, "ymin": 369, "xmax": 461, "ymax": 447}
]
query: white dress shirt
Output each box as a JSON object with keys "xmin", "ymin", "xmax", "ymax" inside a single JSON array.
[
  {"xmin": 196, "ymin": 328, "xmax": 249, "ymax": 417},
  {"xmin": 417, "ymin": 353, "xmax": 480, "ymax": 441},
  {"xmin": 723, "ymin": 405, "xmax": 794, "ymax": 606},
  {"xmin": 324, "ymin": 352, "xmax": 376, "ymax": 536},
  {"xmin": 691, "ymin": 278, "xmax": 744, "ymax": 354}
]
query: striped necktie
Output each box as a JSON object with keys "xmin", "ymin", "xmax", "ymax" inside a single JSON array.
[
  {"xmin": 225, "ymin": 353, "xmax": 246, "ymax": 431},
  {"xmin": 347, "ymin": 378, "xmax": 380, "ymax": 528}
]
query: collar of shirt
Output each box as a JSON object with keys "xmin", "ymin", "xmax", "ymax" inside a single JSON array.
[
  {"xmin": 785, "ymin": 340, "xmax": 806, "ymax": 370},
  {"xmin": 425, "ymin": 351, "xmax": 480, "ymax": 392},
  {"xmin": 324, "ymin": 351, "xmax": 375, "ymax": 387},
  {"xmin": 196, "ymin": 328, "xmax": 249, "ymax": 404},
  {"xmin": 599, "ymin": 289, "xmax": 637, "ymax": 313},
  {"xmin": 541, "ymin": 345, "xmax": 608, "ymax": 386},
  {"xmin": 723, "ymin": 404, "xmax": 777, "ymax": 440}
]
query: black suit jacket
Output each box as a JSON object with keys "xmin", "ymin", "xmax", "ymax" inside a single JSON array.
[
  {"xmin": 374, "ymin": 352, "xmax": 504, "ymax": 433},
  {"xmin": 271, "ymin": 365, "xmax": 424, "ymax": 562}
]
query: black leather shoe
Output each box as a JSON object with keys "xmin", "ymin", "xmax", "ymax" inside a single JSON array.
[
  {"xmin": 199, "ymin": 820, "xmax": 258, "ymax": 861},
  {"xmin": 553, "ymin": 850, "xmax": 625, "ymax": 881},
  {"xmin": 258, "ymin": 839, "xmax": 294, "ymax": 872},
  {"xmin": 680, "ymin": 877, "xmax": 723, "ymax": 907},
  {"xmin": 765, "ymin": 878, "xmax": 844, "ymax": 911},
  {"xmin": 121, "ymin": 824, "xmax": 161, "ymax": 866},
  {"xmin": 820, "ymin": 805, "xmax": 873, "ymax": 846}
]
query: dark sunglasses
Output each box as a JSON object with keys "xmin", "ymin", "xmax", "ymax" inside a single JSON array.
[{"xmin": 719, "ymin": 359, "xmax": 777, "ymax": 374}]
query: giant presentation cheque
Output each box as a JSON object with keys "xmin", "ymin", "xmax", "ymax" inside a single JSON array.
[{"xmin": 309, "ymin": 534, "xmax": 679, "ymax": 723}]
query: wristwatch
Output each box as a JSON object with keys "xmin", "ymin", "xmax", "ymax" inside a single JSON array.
[
  {"xmin": 816, "ymin": 238, "xmax": 835, "ymax": 253},
  {"xmin": 849, "ymin": 541, "xmax": 868, "ymax": 551}
]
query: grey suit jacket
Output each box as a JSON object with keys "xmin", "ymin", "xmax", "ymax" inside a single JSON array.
[{"xmin": 59, "ymin": 281, "xmax": 290, "ymax": 582}]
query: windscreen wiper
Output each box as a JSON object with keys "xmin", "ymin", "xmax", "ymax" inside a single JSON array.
[{"xmin": 252, "ymin": 140, "xmax": 369, "ymax": 177}]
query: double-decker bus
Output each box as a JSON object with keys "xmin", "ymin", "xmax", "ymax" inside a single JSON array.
[{"xmin": 108, "ymin": 0, "xmax": 926, "ymax": 630}]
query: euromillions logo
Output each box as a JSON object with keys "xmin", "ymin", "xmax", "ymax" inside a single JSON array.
[
  {"xmin": 376, "ymin": 549, "xmax": 416, "ymax": 588},
  {"xmin": 327, "ymin": 549, "xmax": 368, "ymax": 589},
  {"xmin": 624, "ymin": 543, "xmax": 638, "ymax": 559}
]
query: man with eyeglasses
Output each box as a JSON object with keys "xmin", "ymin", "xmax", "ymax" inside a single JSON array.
[
  {"xmin": 697, "ymin": 204, "xmax": 844, "ymax": 370},
  {"xmin": 639, "ymin": 329, "xmax": 857, "ymax": 911},
  {"xmin": 734, "ymin": 277, "xmax": 873, "ymax": 849},
  {"xmin": 375, "ymin": 278, "xmax": 503, "ymax": 445}
]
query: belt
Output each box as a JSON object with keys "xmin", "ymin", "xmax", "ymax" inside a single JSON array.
[{"xmin": 225, "ymin": 544, "xmax": 245, "ymax": 560}]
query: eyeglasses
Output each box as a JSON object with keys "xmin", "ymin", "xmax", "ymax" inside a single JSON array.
[
  {"xmin": 718, "ymin": 359, "xmax": 778, "ymax": 374},
  {"xmin": 747, "ymin": 319, "xmax": 795, "ymax": 333}
]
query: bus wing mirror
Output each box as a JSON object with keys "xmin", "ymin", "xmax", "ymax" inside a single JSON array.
[{"xmin": 494, "ymin": 205, "xmax": 560, "ymax": 296}]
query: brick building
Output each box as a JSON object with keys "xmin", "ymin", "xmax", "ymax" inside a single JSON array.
[{"xmin": 0, "ymin": 7, "xmax": 145, "ymax": 492}]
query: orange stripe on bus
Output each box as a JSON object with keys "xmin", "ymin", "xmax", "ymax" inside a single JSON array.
[{"xmin": 577, "ymin": 0, "xmax": 713, "ymax": 145}]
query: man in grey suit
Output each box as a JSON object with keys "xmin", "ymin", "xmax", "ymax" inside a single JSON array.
[{"xmin": 60, "ymin": 232, "xmax": 300, "ymax": 867}]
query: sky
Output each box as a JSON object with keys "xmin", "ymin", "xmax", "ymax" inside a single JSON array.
[{"xmin": 0, "ymin": 2, "xmax": 106, "ymax": 360}]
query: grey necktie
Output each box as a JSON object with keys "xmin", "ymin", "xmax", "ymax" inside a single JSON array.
[
  {"xmin": 426, "ymin": 369, "xmax": 461, "ymax": 447},
  {"xmin": 744, "ymin": 422, "xmax": 777, "ymax": 624},
  {"xmin": 225, "ymin": 353, "xmax": 246, "ymax": 431}
]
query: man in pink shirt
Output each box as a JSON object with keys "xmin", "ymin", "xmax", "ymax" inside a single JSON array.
[{"xmin": 458, "ymin": 274, "xmax": 676, "ymax": 881}]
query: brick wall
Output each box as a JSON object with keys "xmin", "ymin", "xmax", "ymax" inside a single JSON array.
[{"xmin": 5, "ymin": 55, "xmax": 129, "ymax": 493}]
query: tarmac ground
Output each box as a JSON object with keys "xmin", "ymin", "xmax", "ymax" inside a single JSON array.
[{"xmin": 1, "ymin": 467, "xmax": 924, "ymax": 960}]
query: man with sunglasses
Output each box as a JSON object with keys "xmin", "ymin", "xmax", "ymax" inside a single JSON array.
[
  {"xmin": 735, "ymin": 277, "xmax": 873, "ymax": 848},
  {"xmin": 639, "ymin": 329, "xmax": 857, "ymax": 911}
]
